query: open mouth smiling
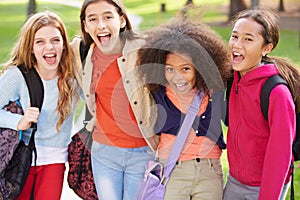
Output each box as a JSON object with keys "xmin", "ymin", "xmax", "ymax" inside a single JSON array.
[
  {"xmin": 232, "ymin": 51, "xmax": 244, "ymax": 63},
  {"xmin": 44, "ymin": 53, "xmax": 57, "ymax": 64},
  {"xmin": 97, "ymin": 33, "xmax": 111, "ymax": 45}
]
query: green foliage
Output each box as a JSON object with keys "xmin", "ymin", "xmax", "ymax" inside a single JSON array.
[
  {"xmin": 0, "ymin": 2, "xmax": 80, "ymax": 65},
  {"xmin": 124, "ymin": 0, "xmax": 229, "ymax": 30},
  {"xmin": 0, "ymin": 2, "xmax": 27, "ymax": 64}
]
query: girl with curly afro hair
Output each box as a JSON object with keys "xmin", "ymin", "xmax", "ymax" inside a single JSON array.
[{"xmin": 137, "ymin": 16, "xmax": 231, "ymax": 199}]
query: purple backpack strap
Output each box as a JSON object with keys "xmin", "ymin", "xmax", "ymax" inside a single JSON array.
[{"xmin": 163, "ymin": 91, "xmax": 204, "ymax": 181}]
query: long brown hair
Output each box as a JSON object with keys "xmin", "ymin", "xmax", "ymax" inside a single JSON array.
[
  {"xmin": 3, "ymin": 11, "xmax": 78, "ymax": 131},
  {"xmin": 232, "ymin": 7, "xmax": 300, "ymax": 111}
]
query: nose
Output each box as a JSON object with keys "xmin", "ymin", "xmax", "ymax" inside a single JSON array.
[
  {"xmin": 232, "ymin": 39, "xmax": 242, "ymax": 49},
  {"xmin": 98, "ymin": 19, "xmax": 106, "ymax": 29},
  {"xmin": 45, "ymin": 42, "xmax": 54, "ymax": 50},
  {"xmin": 173, "ymin": 70, "xmax": 184, "ymax": 81}
]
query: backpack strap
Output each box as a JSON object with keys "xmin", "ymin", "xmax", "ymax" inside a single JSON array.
[
  {"xmin": 260, "ymin": 75, "xmax": 288, "ymax": 121},
  {"xmin": 79, "ymin": 39, "xmax": 90, "ymax": 68},
  {"xmin": 17, "ymin": 65, "xmax": 44, "ymax": 149},
  {"xmin": 17, "ymin": 65, "xmax": 44, "ymax": 199},
  {"xmin": 260, "ymin": 75, "xmax": 297, "ymax": 200},
  {"xmin": 17, "ymin": 66, "xmax": 44, "ymax": 112},
  {"xmin": 224, "ymin": 75, "xmax": 234, "ymax": 126},
  {"xmin": 224, "ymin": 70, "xmax": 234, "ymax": 127},
  {"xmin": 79, "ymin": 39, "xmax": 93, "ymax": 124}
]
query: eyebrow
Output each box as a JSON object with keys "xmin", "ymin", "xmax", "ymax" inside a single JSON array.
[
  {"xmin": 34, "ymin": 36, "xmax": 61, "ymax": 41},
  {"xmin": 165, "ymin": 63, "xmax": 192, "ymax": 67},
  {"xmin": 86, "ymin": 11, "xmax": 114, "ymax": 18},
  {"xmin": 232, "ymin": 30, "xmax": 255, "ymax": 37}
]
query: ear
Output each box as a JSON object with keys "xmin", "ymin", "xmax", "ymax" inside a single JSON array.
[
  {"xmin": 262, "ymin": 43, "xmax": 273, "ymax": 57},
  {"xmin": 120, "ymin": 16, "xmax": 126, "ymax": 29}
]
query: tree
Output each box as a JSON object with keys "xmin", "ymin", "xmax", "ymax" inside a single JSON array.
[
  {"xmin": 278, "ymin": 0, "xmax": 285, "ymax": 12},
  {"xmin": 27, "ymin": 0, "xmax": 36, "ymax": 18},
  {"xmin": 229, "ymin": 0, "xmax": 247, "ymax": 20},
  {"xmin": 186, "ymin": 0, "xmax": 193, "ymax": 5}
]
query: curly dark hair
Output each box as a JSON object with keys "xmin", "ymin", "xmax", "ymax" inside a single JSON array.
[{"xmin": 137, "ymin": 17, "xmax": 231, "ymax": 94}]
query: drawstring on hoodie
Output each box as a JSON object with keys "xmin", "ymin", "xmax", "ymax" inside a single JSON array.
[{"xmin": 236, "ymin": 85, "xmax": 239, "ymax": 94}]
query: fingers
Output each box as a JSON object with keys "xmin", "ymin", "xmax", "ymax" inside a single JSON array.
[
  {"xmin": 17, "ymin": 107, "xmax": 40, "ymax": 130},
  {"xmin": 24, "ymin": 107, "xmax": 40, "ymax": 123}
]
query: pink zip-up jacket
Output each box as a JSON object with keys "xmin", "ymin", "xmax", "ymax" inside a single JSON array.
[{"xmin": 227, "ymin": 63, "xmax": 295, "ymax": 199}]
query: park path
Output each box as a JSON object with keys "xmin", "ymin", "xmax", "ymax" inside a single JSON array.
[{"xmin": 44, "ymin": 0, "xmax": 143, "ymax": 30}]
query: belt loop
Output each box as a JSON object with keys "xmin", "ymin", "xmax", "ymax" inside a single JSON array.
[
  {"xmin": 208, "ymin": 158, "xmax": 213, "ymax": 168},
  {"xmin": 176, "ymin": 160, "xmax": 182, "ymax": 167},
  {"xmin": 194, "ymin": 158, "xmax": 201, "ymax": 166}
]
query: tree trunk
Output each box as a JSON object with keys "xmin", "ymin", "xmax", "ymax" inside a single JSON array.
[
  {"xmin": 186, "ymin": 0, "xmax": 193, "ymax": 5},
  {"xmin": 27, "ymin": 0, "xmax": 36, "ymax": 18},
  {"xmin": 278, "ymin": 0, "xmax": 285, "ymax": 12},
  {"xmin": 229, "ymin": 0, "xmax": 248, "ymax": 20}
]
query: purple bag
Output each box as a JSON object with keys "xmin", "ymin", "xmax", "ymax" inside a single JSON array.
[
  {"xmin": 137, "ymin": 160, "xmax": 165, "ymax": 199},
  {"xmin": 0, "ymin": 101, "xmax": 23, "ymax": 175},
  {"xmin": 137, "ymin": 92, "xmax": 204, "ymax": 200}
]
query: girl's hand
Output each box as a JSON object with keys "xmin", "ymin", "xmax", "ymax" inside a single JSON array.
[{"xmin": 17, "ymin": 107, "xmax": 40, "ymax": 130}]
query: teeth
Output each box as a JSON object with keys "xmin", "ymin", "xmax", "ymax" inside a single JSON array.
[
  {"xmin": 233, "ymin": 52, "xmax": 241, "ymax": 56},
  {"xmin": 176, "ymin": 83, "xmax": 186, "ymax": 87},
  {"xmin": 98, "ymin": 33, "xmax": 109, "ymax": 37},
  {"xmin": 44, "ymin": 54, "xmax": 55, "ymax": 58}
]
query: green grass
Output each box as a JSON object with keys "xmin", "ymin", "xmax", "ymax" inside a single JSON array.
[
  {"xmin": 0, "ymin": 1, "xmax": 81, "ymax": 64},
  {"xmin": 1, "ymin": 1, "xmax": 300, "ymax": 199}
]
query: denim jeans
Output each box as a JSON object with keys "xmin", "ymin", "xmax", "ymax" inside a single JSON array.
[{"xmin": 91, "ymin": 141, "xmax": 154, "ymax": 200}]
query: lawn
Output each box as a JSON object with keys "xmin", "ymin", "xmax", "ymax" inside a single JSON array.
[{"xmin": 0, "ymin": 0, "xmax": 300, "ymax": 199}]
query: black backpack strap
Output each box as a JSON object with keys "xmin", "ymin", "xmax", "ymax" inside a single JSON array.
[
  {"xmin": 260, "ymin": 75, "xmax": 296, "ymax": 199},
  {"xmin": 224, "ymin": 73, "xmax": 234, "ymax": 127},
  {"xmin": 79, "ymin": 39, "xmax": 90, "ymax": 67},
  {"xmin": 79, "ymin": 39, "xmax": 93, "ymax": 124},
  {"xmin": 17, "ymin": 65, "xmax": 44, "ymax": 130},
  {"xmin": 16, "ymin": 64, "xmax": 44, "ymax": 146},
  {"xmin": 260, "ymin": 75, "xmax": 288, "ymax": 121},
  {"xmin": 17, "ymin": 65, "xmax": 44, "ymax": 111},
  {"xmin": 291, "ymin": 163, "xmax": 295, "ymax": 200},
  {"xmin": 17, "ymin": 65, "xmax": 44, "ymax": 200}
]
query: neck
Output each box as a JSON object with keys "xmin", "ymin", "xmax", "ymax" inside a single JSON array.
[{"xmin": 35, "ymin": 66, "xmax": 57, "ymax": 80}]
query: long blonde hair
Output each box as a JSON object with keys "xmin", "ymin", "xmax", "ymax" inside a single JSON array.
[{"xmin": 2, "ymin": 11, "xmax": 78, "ymax": 131}]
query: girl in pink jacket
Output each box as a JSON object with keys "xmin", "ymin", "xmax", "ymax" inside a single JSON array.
[{"xmin": 223, "ymin": 7, "xmax": 300, "ymax": 200}]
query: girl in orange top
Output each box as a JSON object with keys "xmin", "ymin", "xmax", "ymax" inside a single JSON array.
[
  {"xmin": 72, "ymin": 0, "xmax": 158, "ymax": 199},
  {"xmin": 137, "ymin": 16, "xmax": 231, "ymax": 199}
]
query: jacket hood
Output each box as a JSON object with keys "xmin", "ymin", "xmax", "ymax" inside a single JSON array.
[{"xmin": 234, "ymin": 63, "xmax": 279, "ymax": 86}]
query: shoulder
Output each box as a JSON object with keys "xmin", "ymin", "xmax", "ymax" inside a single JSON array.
[
  {"xmin": 0, "ymin": 66, "xmax": 27, "ymax": 99},
  {"xmin": 123, "ymin": 37, "xmax": 146, "ymax": 53},
  {"xmin": 0, "ymin": 66, "xmax": 23, "ymax": 82},
  {"xmin": 70, "ymin": 36, "xmax": 82, "ymax": 56},
  {"xmin": 269, "ymin": 83, "xmax": 292, "ymax": 100},
  {"xmin": 70, "ymin": 35, "xmax": 81, "ymax": 47},
  {"xmin": 152, "ymin": 87, "xmax": 166, "ymax": 101}
]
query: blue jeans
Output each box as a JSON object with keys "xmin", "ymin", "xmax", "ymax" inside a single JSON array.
[{"xmin": 91, "ymin": 141, "xmax": 154, "ymax": 200}]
